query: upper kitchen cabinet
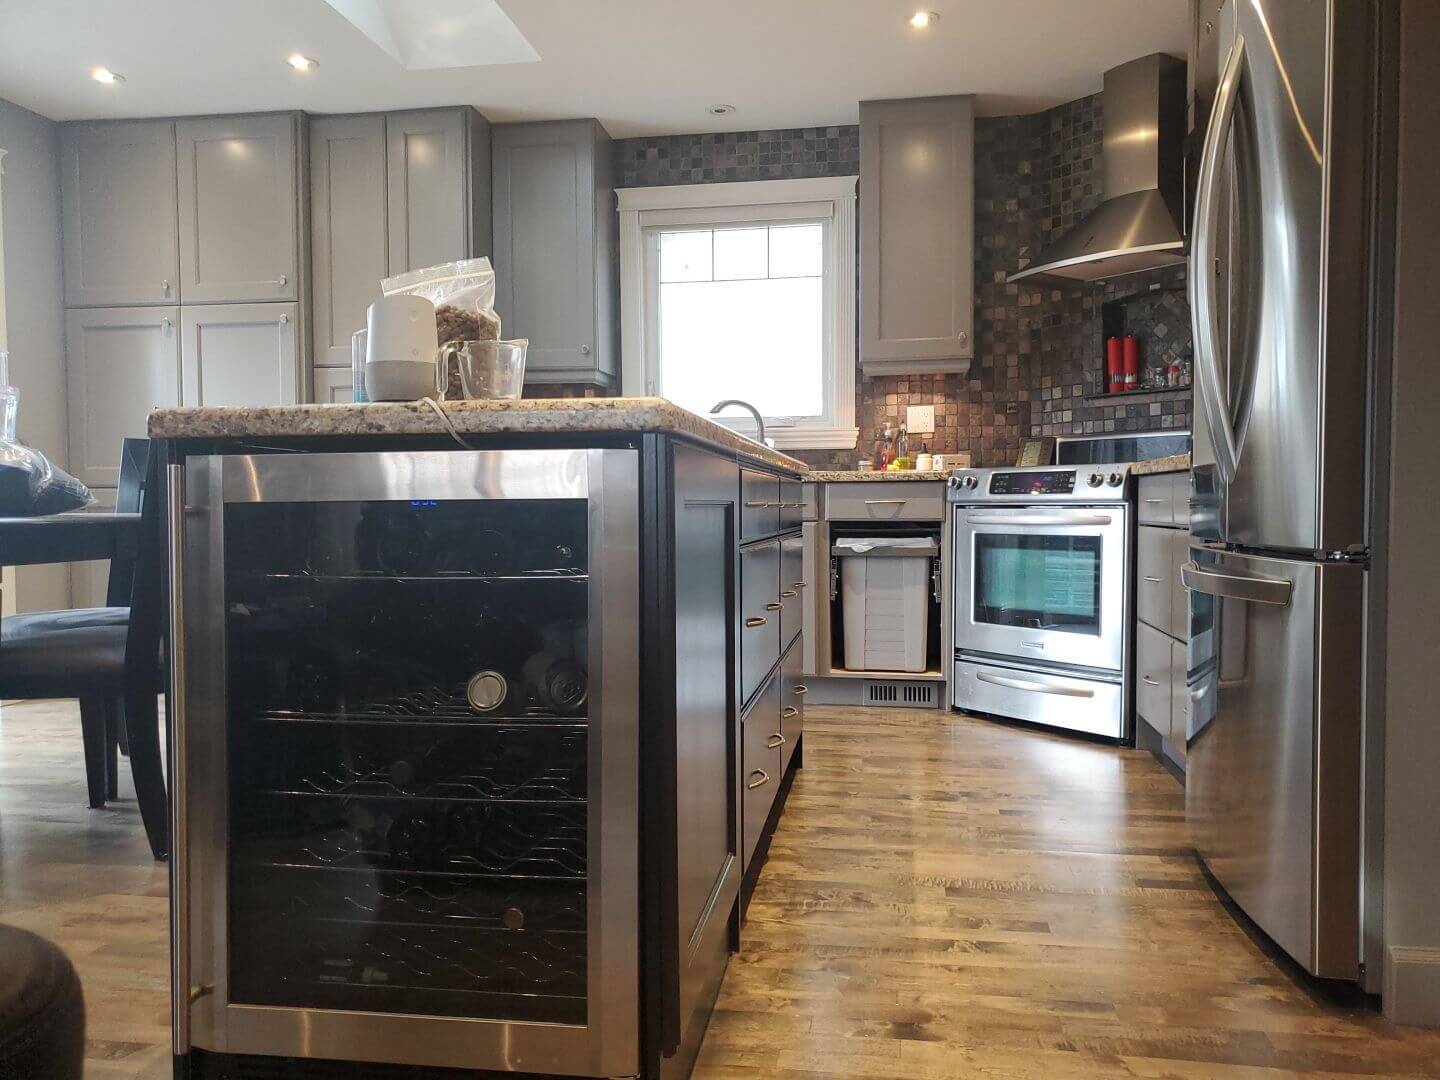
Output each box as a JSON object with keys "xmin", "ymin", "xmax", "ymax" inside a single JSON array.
[
  {"xmin": 385, "ymin": 108, "xmax": 492, "ymax": 276},
  {"xmin": 491, "ymin": 119, "xmax": 617, "ymax": 387},
  {"xmin": 858, "ymin": 96, "xmax": 975, "ymax": 376},
  {"xmin": 60, "ymin": 121, "xmax": 180, "ymax": 307},
  {"xmin": 65, "ymin": 306, "xmax": 181, "ymax": 487},
  {"xmin": 310, "ymin": 115, "xmax": 389, "ymax": 368},
  {"xmin": 176, "ymin": 114, "xmax": 301, "ymax": 304},
  {"xmin": 180, "ymin": 302, "xmax": 301, "ymax": 407}
]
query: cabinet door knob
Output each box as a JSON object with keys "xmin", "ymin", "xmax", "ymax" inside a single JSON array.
[
  {"xmin": 747, "ymin": 769, "xmax": 771, "ymax": 790},
  {"xmin": 276, "ymin": 274, "xmax": 288, "ymax": 286},
  {"xmin": 279, "ymin": 313, "xmax": 289, "ymax": 325},
  {"xmin": 161, "ymin": 317, "xmax": 172, "ymax": 330},
  {"xmin": 580, "ymin": 344, "xmax": 591, "ymax": 355},
  {"xmin": 744, "ymin": 616, "xmax": 767, "ymax": 628},
  {"xmin": 958, "ymin": 329, "xmax": 969, "ymax": 344},
  {"xmin": 162, "ymin": 279, "xmax": 171, "ymax": 293}
]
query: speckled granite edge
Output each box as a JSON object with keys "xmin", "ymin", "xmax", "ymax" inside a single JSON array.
[
  {"xmin": 147, "ymin": 397, "xmax": 809, "ymax": 474},
  {"xmin": 1128, "ymin": 454, "xmax": 1191, "ymax": 476},
  {"xmin": 806, "ymin": 470, "xmax": 952, "ymax": 482}
]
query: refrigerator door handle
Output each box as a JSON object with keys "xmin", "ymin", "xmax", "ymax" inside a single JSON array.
[
  {"xmin": 1181, "ymin": 560, "xmax": 1293, "ymax": 607},
  {"xmin": 1191, "ymin": 32, "xmax": 1247, "ymax": 485}
]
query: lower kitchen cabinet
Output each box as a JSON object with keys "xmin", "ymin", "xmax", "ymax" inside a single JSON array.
[
  {"xmin": 65, "ymin": 306, "xmax": 181, "ymax": 487},
  {"xmin": 741, "ymin": 673, "xmax": 783, "ymax": 871},
  {"xmin": 780, "ymin": 638, "xmax": 805, "ymax": 775},
  {"xmin": 1137, "ymin": 621, "xmax": 1174, "ymax": 735},
  {"xmin": 1135, "ymin": 473, "xmax": 1191, "ymax": 768},
  {"xmin": 780, "ymin": 534, "xmax": 804, "ymax": 649},
  {"xmin": 739, "ymin": 540, "xmax": 781, "ymax": 706},
  {"xmin": 311, "ymin": 367, "xmax": 354, "ymax": 404},
  {"xmin": 180, "ymin": 303, "xmax": 302, "ymax": 407}
]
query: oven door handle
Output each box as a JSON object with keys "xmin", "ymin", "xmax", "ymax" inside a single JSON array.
[
  {"xmin": 975, "ymin": 671, "xmax": 1096, "ymax": 698},
  {"xmin": 965, "ymin": 512, "xmax": 1113, "ymax": 527}
]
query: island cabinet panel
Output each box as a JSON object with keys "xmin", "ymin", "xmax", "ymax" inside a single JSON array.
[
  {"xmin": 60, "ymin": 120, "xmax": 180, "ymax": 307},
  {"xmin": 859, "ymin": 95, "xmax": 975, "ymax": 375},
  {"xmin": 660, "ymin": 441, "xmax": 743, "ymax": 1080},
  {"xmin": 491, "ymin": 119, "xmax": 616, "ymax": 387},
  {"xmin": 739, "ymin": 540, "xmax": 781, "ymax": 706},
  {"xmin": 176, "ymin": 114, "xmax": 301, "ymax": 304}
]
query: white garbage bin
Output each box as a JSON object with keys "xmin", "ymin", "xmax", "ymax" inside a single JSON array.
[{"xmin": 834, "ymin": 536, "xmax": 938, "ymax": 673}]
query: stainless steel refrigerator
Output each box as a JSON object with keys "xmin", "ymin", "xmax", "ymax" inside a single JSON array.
[{"xmin": 1184, "ymin": 0, "xmax": 1385, "ymax": 984}]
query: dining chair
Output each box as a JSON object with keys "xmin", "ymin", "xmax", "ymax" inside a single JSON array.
[{"xmin": 0, "ymin": 438, "xmax": 168, "ymax": 858}]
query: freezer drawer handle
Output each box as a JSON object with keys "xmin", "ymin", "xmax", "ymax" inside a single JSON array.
[
  {"xmin": 1180, "ymin": 561, "xmax": 1293, "ymax": 606},
  {"xmin": 966, "ymin": 512, "xmax": 1112, "ymax": 527},
  {"xmin": 975, "ymin": 671, "xmax": 1095, "ymax": 699}
]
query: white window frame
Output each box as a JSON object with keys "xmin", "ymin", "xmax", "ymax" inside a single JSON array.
[{"xmin": 618, "ymin": 176, "xmax": 858, "ymax": 450}]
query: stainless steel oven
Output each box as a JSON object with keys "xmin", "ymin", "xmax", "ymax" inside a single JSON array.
[
  {"xmin": 169, "ymin": 449, "xmax": 639, "ymax": 1076},
  {"xmin": 948, "ymin": 466, "xmax": 1132, "ymax": 739}
]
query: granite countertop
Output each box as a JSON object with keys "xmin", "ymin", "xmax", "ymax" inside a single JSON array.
[
  {"xmin": 146, "ymin": 397, "xmax": 808, "ymax": 474},
  {"xmin": 806, "ymin": 470, "xmax": 952, "ymax": 482},
  {"xmin": 1128, "ymin": 453, "xmax": 1191, "ymax": 476}
]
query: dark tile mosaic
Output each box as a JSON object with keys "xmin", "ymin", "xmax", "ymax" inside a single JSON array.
[{"xmin": 615, "ymin": 126, "xmax": 861, "ymax": 187}]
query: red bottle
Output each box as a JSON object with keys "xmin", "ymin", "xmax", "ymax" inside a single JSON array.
[
  {"xmin": 1105, "ymin": 337, "xmax": 1124, "ymax": 393},
  {"xmin": 1122, "ymin": 335, "xmax": 1140, "ymax": 391}
]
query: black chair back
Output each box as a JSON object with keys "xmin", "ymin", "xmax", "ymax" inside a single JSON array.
[{"xmin": 104, "ymin": 438, "xmax": 150, "ymax": 608}]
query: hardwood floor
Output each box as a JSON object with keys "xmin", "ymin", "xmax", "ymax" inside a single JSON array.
[{"xmin": 2, "ymin": 699, "xmax": 1437, "ymax": 1078}]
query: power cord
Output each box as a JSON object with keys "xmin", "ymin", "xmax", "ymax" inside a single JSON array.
[{"xmin": 419, "ymin": 396, "xmax": 473, "ymax": 449}]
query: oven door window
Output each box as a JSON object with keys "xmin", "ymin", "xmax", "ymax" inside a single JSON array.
[{"xmin": 973, "ymin": 533, "xmax": 1102, "ymax": 635}]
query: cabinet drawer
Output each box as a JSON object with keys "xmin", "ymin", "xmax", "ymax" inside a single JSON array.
[
  {"xmin": 823, "ymin": 481, "xmax": 944, "ymax": 522},
  {"xmin": 1136, "ymin": 622, "xmax": 1173, "ymax": 735},
  {"xmin": 779, "ymin": 478, "xmax": 803, "ymax": 531},
  {"xmin": 741, "ymin": 469, "xmax": 780, "ymax": 539},
  {"xmin": 1168, "ymin": 529, "xmax": 1190, "ymax": 641},
  {"xmin": 1137, "ymin": 526, "xmax": 1174, "ymax": 633},
  {"xmin": 740, "ymin": 541, "xmax": 781, "ymax": 705},
  {"xmin": 779, "ymin": 640, "xmax": 805, "ymax": 775},
  {"xmin": 1137, "ymin": 472, "xmax": 1189, "ymax": 526},
  {"xmin": 1169, "ymin": 637, "xmax": 1188, "ymax": 762},
  {"xmin": 742, "ymin": 674, "xmax": 783, "ymax": 871},
  {"xmin": 779, "ymin": 535, "xmax": 804, "ymax": 650}
]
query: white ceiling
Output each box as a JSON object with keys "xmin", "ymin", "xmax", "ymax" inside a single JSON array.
[{"xmin": 0, "ymin": 0, "xmax": 1189, "ymax": 137}]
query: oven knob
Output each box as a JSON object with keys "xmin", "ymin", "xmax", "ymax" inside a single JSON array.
[
  {"xmin": 1107, "ymin": 472, "xmax": 1124, "ymax": 487},
  {"xmin": 947, "ymin": 474, "xmax": 962, "ymax": 490},
  {"xmin": 963, "ymin": 475, "xmax": 979, "ymax": 490},
  {"xmin": 1087, "ymin": 472, "xmax": 1104, "ymax": 487}
]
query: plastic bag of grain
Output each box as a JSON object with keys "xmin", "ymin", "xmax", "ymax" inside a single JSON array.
[{"xmin": 382, "ymin": 258, "xmax": 502, "ymax": 399}]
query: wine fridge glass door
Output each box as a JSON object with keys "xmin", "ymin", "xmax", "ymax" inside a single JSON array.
[{"xmin": 172, "ymin": 449, "xmax": 638, "ymax": 1076}]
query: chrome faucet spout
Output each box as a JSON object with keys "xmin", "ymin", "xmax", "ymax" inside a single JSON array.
[{"xmin": 709, "ymin": 399, "xmax": 773, "ymax": 448}]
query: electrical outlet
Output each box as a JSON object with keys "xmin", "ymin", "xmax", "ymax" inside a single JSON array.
[{"xmin": 906, "ymin": 405, "xmax": 935, "ymax": 434}]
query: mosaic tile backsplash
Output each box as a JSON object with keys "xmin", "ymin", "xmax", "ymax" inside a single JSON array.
[{"xmin": 590, "ymin": 101, "xmax": 1194, "ymax": 468}]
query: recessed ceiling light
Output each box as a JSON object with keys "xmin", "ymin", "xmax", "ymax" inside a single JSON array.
[
  {"xmin": 708, "ymin": 104, "xmax": 736, "ymax": 116},
  {"xmin": 90, "ymin": 67, "xmax": 125, "ymax": 85},
  {"xmin": 286, "ymin": 54, "xmax": 319, "ymax": 72},
  {"xmin": 909, "ymin": 10, "xmax": 940, "ymax": 28}
]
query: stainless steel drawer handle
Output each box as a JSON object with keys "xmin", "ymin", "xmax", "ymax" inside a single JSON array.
[
  {"xmin": 745, "ymin": 500, "xmax": 777, "ymax": 508},
  {"xmin": 792, "ymin": 684, "xmax": 808, "ymax": 695},
  {"xmin": 967, "ymin": 512, "xmax": 1112, "ymax": 527},
  {"xmin": 1180, "ymin": 561, "xmax": 1293, "ymax": 606},
  {"xmin": 793, "ymin": 581, "xmax": 806, "ymax": 589},
  {"xmin": 747, "ymin": 769, "xmax": 771, "ymax": 790},
  {"xmin": 767, "ymin": 732, "xmax": 787, "ymax": 748},
  {"xmin": 1142, "ymin": 675, "xmax": 1161, "ymax": 686},
  {"xmin": 745, "ymin": 616, "xmax": 768, "ymax": 628},
  {"xmin": 1143, "ymin": 575, "xmax": 1165, "ymax": 583},
  {"xmin": 780, "ymin": 589, "xmax": 797, "ymax": 598},
  {"xmin": 975, "ymin": 671, "xmax": 1095, "ymax": 699},
  {"xmin": 865, "ymin": 499, "xmax": 908, "ymax": 505},
  {"xmin": 781, "ymin": 706, "xmax": 799, "ymax": 719},
  {"xmin": 1143, "ymin": 498, "xmax": 1167, "ymax": 504},
  {"xmin": 765, "ymin": 601, "xmax": 783, "ymax": 611}
]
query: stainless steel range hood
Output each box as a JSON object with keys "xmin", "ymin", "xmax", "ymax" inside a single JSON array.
[{"xmin": 1010, "ymin": 53, "xmax": 1188, "ymax": 285}]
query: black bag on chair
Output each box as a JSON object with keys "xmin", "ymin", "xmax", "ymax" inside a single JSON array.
[{"xmin": 0, "ymin": 925, "xmax": 85, "ymax": 1080}]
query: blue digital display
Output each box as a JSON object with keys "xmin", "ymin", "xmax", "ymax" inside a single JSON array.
[{"xmin": 409, "ymin": 499, "xmax": 440, "ymax": 509}]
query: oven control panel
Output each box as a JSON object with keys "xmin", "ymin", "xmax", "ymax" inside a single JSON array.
[{"xmin": 988, "ymin": 470, "xmax": 1075, "ymax": 495}]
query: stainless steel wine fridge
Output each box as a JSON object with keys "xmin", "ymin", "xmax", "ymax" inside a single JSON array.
[{"xmin": 168, "ymin": 449, "xmax": 639, "ymax": 1076}]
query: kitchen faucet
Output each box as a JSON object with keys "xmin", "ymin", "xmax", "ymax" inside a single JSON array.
[{"xmin": 709, "ymin": 399, "xmax": 773, "ymax": 448}]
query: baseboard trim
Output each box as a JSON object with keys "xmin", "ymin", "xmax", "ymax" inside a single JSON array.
[{"xmin": 1385, "ymin": 945, "xmax": 1440, "ymax": 1026}]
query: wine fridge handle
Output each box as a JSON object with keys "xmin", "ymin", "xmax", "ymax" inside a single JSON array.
[{"xmin": 167, "ymin": 462, "xmax": 191, "ymax": 1054}]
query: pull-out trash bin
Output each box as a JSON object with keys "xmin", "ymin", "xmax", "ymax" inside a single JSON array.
[{"xmin": 833, "ymin": 536, "xmax": 939, "ymax": 673}]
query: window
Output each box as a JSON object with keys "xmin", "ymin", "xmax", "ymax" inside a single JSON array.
[{"xmin": 619, "ymin": 177, "xmax": 858, "ymax": 449}]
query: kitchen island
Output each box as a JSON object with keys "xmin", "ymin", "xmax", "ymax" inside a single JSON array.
[{"xmin": 148, "ymin": 398, "xmax": 807, "ymax": 1080}]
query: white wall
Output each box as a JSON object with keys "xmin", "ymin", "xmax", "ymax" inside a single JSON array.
[
  {"xmin": 1381, "ymin": 0, "xmax": 1440, "ymax": 1029},
  {"xmin": 0, "ymin": 95, "xmax": 70, "ymax": 611}
]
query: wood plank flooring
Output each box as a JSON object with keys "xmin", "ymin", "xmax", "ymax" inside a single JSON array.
[{"xmin": 2, "ymin": 699, "xmax": 1437, "ymax": 1078}]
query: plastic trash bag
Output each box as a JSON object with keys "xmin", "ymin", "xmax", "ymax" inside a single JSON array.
[
  {"xmin": 0, "ymin": 439, "xmax": 93, "ymax": 516},
  {"xmin": 382, "ymin": 258, "xmax": 502, "ymax": 399}
]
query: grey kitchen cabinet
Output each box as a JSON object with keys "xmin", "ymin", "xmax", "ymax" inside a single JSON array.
[
  {"xmin": 385, "ymin": 108, "xmax": 492, "ymax": 276},
  {"xmin": 1135, "ymin": 472, "xmax": 1192, "ymax": 769},
  {"xmin": 65, "ymin": 306, "xmax": 181, "ymax": 487},
  {"xmin": 179, "ymin": 303, "xmax": 301, "ymax": 407},
  {"xmin": 779, "ymin": 638, "xmax": 805, "ymax": 775},
  {"xmin": 310, "ymin": 115, "xmax": 388, "ymax": 368},
  {"xmin": 311, "ymin": 367, "xmax": 354, "ymax": 404},
  {"xmin": 491, "ymin": 119, "xmax": 617, "ymax": 387},
  {"xmin": 741, "ymin": 673, "xmax": 783, "ymax": 872},
  {"xmin": 740, "ymin": 468, "xmax": 780, "ymax": 540},
  {"xmin": 176, "ymin": 114, "xmax": 301, "ymax": 304},
  {"xmin": 60, "ymin": 121, "xmax": 180, "ymax": 307},
  {"xmin": 859, "ymin": 95, "xmax": 975, "ymax": 376},
  {"xmin": 739, "ymin": 540, "xmax": 782, "ymax": 707},
  {"xmin": 780, "ymin": 534, "xmax": 804, "ymax": 651}
]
